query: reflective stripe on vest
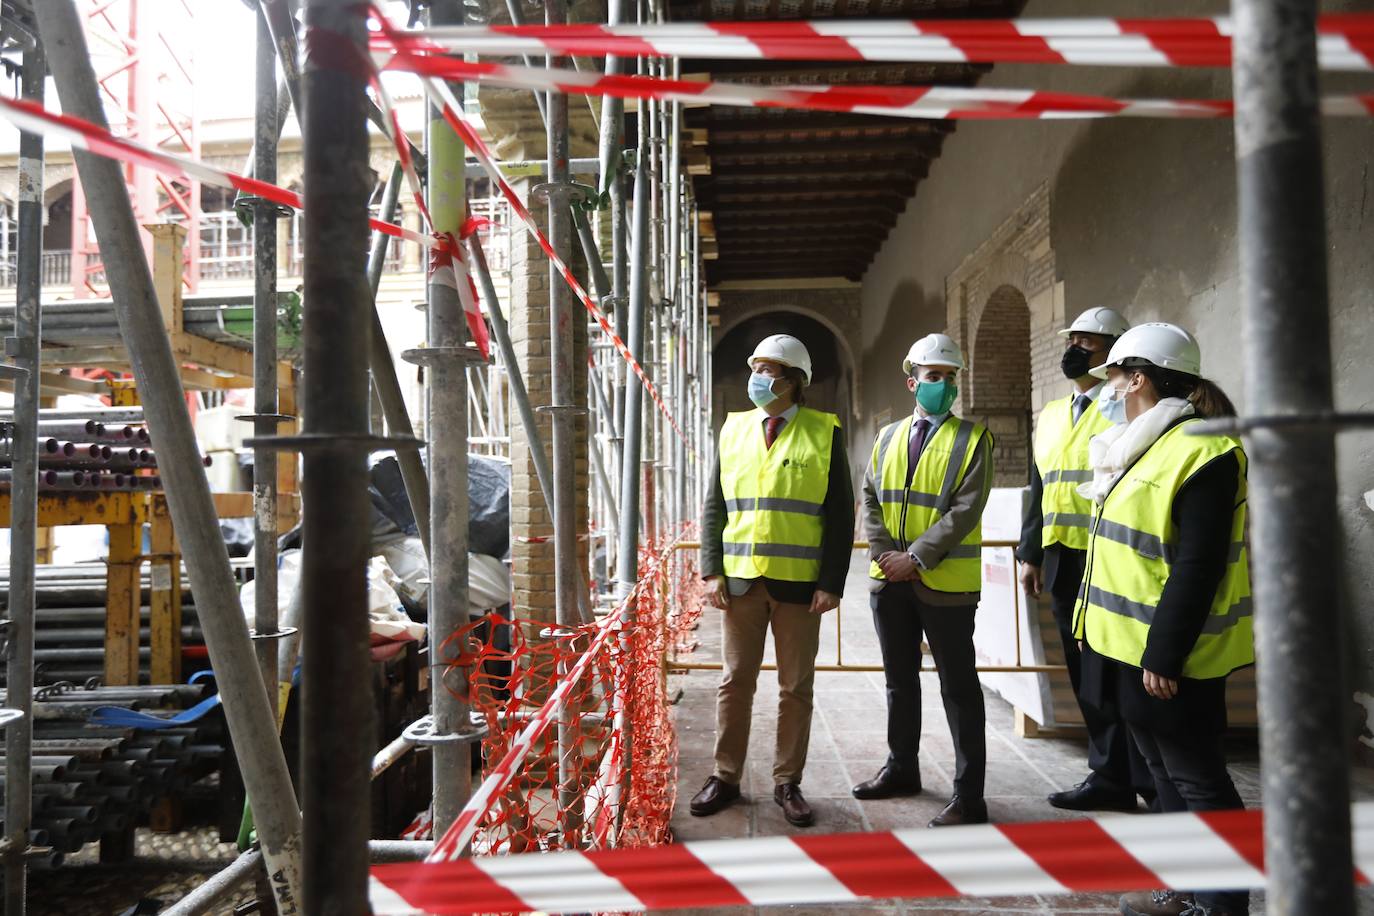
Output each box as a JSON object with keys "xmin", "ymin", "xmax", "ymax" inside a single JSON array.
[
  {"xmin": 718, "ymin": 407, "xmax": 838, "ymax": 583},
  {"xmin": 868, "ymin": 415, "xmax": 987, "ymax": 593},
  {"xmin": 1034, "ymin": 393, "xmax": 1115, "ymax": 551},
  {"xmin": 1077, "ymin": 419, "xmax": 1254, "ymax": 679}
]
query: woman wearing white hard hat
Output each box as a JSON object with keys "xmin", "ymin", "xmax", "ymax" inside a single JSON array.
[
  {"xmin": 854, "ymin": 333, "xmax": 995, "ymax": 828},
  {"xmin": 1017, "ymin": 306, "xmax": 1157, "ymax": 814},
  {"xmin": 694, "ymin": 333, "xmax": 855, "ymax": 828},
  {"xmin": 1071, "ymin": 322, "xmax": 1254, "ymax": 916}
]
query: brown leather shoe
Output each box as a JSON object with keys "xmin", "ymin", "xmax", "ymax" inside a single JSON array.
[
  {"xmin": 774, "ymin": 782, "xmax": 814, "ymax": 827},
  {"xmin": 1119, "ymin": 890, "xmax": 1193, "ymax": 916},
  {"xmin": 689, "ymin": 776, "xmax": 740, "ymax": 817},
  {"xmin": 927, "ymin": 794, "xmax": 988, "ymax": 827}
]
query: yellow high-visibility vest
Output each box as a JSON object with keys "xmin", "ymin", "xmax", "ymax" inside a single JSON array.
[
  {"xmin": 868, "ymin": 416, "xmax": 988, "ymax": 593},
  {"xmin": 1034, "ymin": 391, "xmax": 1115, "ymax": 551},
  {"xmin": 1076, "ymin": 419, "xmax": 1254, "ymax": 679},
  {"xmin": 719, "ymin": 407, "xmax": 839, "ymax": 583}
]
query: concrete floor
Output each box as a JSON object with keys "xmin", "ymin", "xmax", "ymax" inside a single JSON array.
[{"xmin": 667, "ymin": 556, "xmax": 1374, "ymax": 916}]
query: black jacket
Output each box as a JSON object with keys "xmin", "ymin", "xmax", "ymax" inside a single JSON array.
[
  {"xmin": 700, "ymin": 424, "xmax": 855, "ymax": 604},
  {"xmin": 1081, "ymin": 450, "xmax": 1243, "ymax": 734}
]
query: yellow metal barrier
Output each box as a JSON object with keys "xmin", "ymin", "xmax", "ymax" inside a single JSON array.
[{"xmin": 667, "ymin": 539, "xmax": 1066, "ymax": 675}]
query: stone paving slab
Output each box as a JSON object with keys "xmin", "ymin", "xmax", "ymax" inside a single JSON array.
[{"xmin": 666, "ymin": 556, "xmax": 1374, "ymax": 916}]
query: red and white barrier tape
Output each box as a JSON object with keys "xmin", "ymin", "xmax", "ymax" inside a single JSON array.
[
  {"xmin": 0, "ymin": 98, "xmax": 433, "ymax": 253},
  {"xmin": 378, "ymin": 13, "xmax": 1374, "ymax": 70},
  {"xmin": 359, "ymin": 36, "xmax": 493, "ymax": 361},
  {"xmin": 425, "ymin": 536, "xmax": 682, "ymax": 862},
  {"xmin": 377, "ymin": 43, "xmax": 1374, "ymax": 121},
  {"xmin": 375, "ymin": 803, "xmax": 1374, "ymax": 914},
  {"xmin": 372, "ymin": 10, "xmax": 695, "ymax": 451}
]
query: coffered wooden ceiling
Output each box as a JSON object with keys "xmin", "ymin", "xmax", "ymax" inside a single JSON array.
[{"xmin": 669, "ymin": 0, "xmax": 1026, "ymax": 284}]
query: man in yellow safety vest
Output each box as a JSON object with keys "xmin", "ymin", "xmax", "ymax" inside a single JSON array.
[
  {"xmin": 692, "ymin": 333, "xmax": 855, "ymax": 828},
  {"xmin": 1015, "ymin": 307, "xmax": 1156, "ymax": 813},
  {"xmin": 852, "ymin": 333, "xmax": 994, "ymax": 828}
]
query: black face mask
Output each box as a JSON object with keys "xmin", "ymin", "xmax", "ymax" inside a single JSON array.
[{"xmin": 1061, "ymin": 345, "xmax": 1094, "ymax": 380}]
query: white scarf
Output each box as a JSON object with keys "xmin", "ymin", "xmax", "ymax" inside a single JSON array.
[{"xmin": 1079, "ymin": 397, "xmax": 1196, "ymax": 505}]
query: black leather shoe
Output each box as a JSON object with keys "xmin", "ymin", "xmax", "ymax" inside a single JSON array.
[
  {"xmin": 774, "ymin": 782, "xmax": 815, "ymax": 827},
  {"xmin": 1048, "ymin": 779, "xmax": 1138, "ymax": 813},
  {"xmin": 928, "ymin": 794, "xmax": 988, "ymax": 827},
  {"xmin": 852, "ymin": 765, "xmax": 922, "ymax": 800},
  {"xmin": 689, "ymin": 776, "xmax": 740, "ymax": 817}
]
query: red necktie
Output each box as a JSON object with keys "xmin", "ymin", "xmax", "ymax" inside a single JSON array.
[{"xmin": 765, "ymin": 416, "xmax": 784, "ymax": 449}]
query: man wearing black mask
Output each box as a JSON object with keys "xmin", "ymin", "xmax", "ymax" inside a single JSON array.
[{"xmin": 1017, "ymin": 307, "xmax": 1156, "ymax": 812}]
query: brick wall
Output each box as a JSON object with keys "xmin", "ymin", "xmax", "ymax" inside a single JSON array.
[
  {"xmin": 507, "ymin": 178, "xmax": 590, "ymax": 623},
  {"xmin": 944, "ymin": 183, "xmax": 1062, "ymax": 487}
]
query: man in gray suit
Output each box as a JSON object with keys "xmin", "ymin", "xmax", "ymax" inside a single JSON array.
[{"xmin": 851, "ymin": 333, "xmax": 995, "ymax": 828}]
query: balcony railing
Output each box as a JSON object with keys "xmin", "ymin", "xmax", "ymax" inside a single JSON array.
[
  {"xmin": 0, "ymin": 250, "xmax": 74, "ymax": 288},
  {"xmin": 0, "ymin": 197, "xmax": 517, "ymax": 289}
]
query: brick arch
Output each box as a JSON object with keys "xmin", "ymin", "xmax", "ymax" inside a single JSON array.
[
  {"xmin": 714, "ymin": 293, "xmax": 863, "ymax": 414},
  {"xmin": 969, "ymin": 285, "xmax": 1033, "ymax": 487},
  {"xmin": 965, "ymin": 251, "xmax": 1034, "ymax": 348}
]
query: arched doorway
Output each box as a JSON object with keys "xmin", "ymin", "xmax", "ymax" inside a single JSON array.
[
  {"xmin": 969, "ymin": 285, "xmax": 1032, "ymax": 487},
  {"xmin": 712, "ymin": 311, "xmax": 855, "ymax": 440}
]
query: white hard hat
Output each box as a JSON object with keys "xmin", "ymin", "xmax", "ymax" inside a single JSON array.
[
  {"xmin": 1060, "ymin": 307, "xmax": 1130, "ymax": 339},
  {"xmin": 902, "ymin": 333, "xmax": 966, "ymax": 374},
  {"xmin": 748, "ymin": 333, "xmax": 812, "ymax": 386},
  {"xmin": 1090, "ymin": 322, "xmax": 1202, "ymax": 379}
]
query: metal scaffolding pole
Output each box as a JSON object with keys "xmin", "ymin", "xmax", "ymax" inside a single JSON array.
[
  {"xmin": 414, "ymin": 0, "xmax": 478, "ymax": 839},
  {"xmin": 251, "ymin": 5, "xmax": 282, "ymax": 722},
  {"xmin": 295, "ymin": 1, "xmax": 375, "ymax": 909},
  {"xmin": 602, "ymin": 0, "xmax": 630, "ymax": 552},
  {"xmin": 369, "ymin": 165, "xmax": 432, "ymax": 558},
  {"xmin": 573, "ymin": 209, "xmax": 611, "ymax": 304},
  {"xmin": 1230, "ymin": 2, "xmax": 1354, "ymax": 913},
  {"xmin": 540, "ymin": 0, "xmax": 586, "ymax": 841},
  {"xmin": 32, "ymin": 3, "xmax": 304, "ymax": 910},
  {"xmin": 3, "ymin": 41, "xmax": 43, "ymax": 916},
  {"xmin": 616, "ymin": 156, "xmax": 650, "ymax": 590}
]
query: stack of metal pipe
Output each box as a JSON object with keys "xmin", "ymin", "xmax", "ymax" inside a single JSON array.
[
  {"xmin": 0, "ymin": 295, "xmax": 291, "ymax": 351},
  {"xmin": 0, "ymin": 411, "xmax": 213, "ymax": 493},
  {"xmin": 0, "ymin": 565, "xmax": 201, "ymax": 685},
  {"xmin": 0, "ymin": 682, "xmax": 225, "ymax": 867}
]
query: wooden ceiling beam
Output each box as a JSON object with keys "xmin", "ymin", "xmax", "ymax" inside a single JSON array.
[
  {"xmin": 694, "ymin": 160, "xmax": 925, "ymax": 179},
  {"xmin": 705, "ymin": 189, "xmax": 909, "ymax": 205},
  {"xmin": 701, "ymin": 170, "xmax": 918, "ymax": 186},
  {"xmin": 715, "ymin": 220, "xmax": 889, "ymax": 234},
  {"xmin": 696, "ymin": 122, "xmax": 945, "ymax": 143},
  {"xmin": 699, "ymin": 178, "xmax": 915, "ymax": 197},
  {"xmin": 684, "ymin": 110, "xmax": 952, "ymax": 133},
  {"xmin": 708, "ymin": 210, "xmax": 901, "ymax": 223},
  {"xmin": 702, "ymin": 199, "xmax": 905, "ymax": 215},
  {"xmin": 706, "ymin": 138, "xmax": 943, "ymax": 158},
  {"xmin": 720, "ymin": 238, "xmax": 878, "ymax": 250}
]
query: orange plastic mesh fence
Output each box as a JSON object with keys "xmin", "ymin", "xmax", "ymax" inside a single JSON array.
[{"xmin": 435, "ymin": 528, "xmax": 703, "ymax": 854}]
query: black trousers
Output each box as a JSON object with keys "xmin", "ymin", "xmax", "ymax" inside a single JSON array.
[
  {"xmin": 871, "ymin": 582, "xmax": 985, "ymax": 798},
  {"xmin": 1045, "ymin": 545, "xmax": 1154, "ymax": 800},
  {"xmin": 1129, "ymin": 725, "xmax": 1248, "ymax": 914}
]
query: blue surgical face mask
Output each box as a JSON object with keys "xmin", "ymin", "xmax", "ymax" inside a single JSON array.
[
  {"xmin": 1097, "ymin": 378, "xmax": 1129, "ymax": 425},
  {"xmin": 914, "ymin": 378, "xmax": 957, "ymax": 415},
  {"xmin": 748, "ymin": 371, "xmax": 779, "ymax": 409}
]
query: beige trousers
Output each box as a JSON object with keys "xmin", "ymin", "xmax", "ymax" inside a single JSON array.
[{"xmin": 713, "ymin": 581, "xmax": 822, "ymax": 786}]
